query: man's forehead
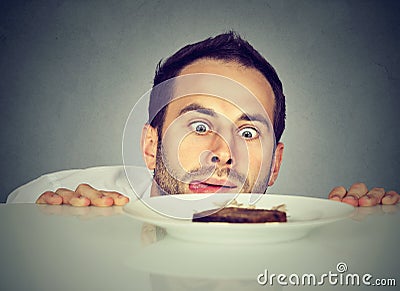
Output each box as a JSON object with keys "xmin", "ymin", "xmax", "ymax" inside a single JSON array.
[{"xmin": 176, "ymin": 59, "xmax": 275, "ymax": 119}]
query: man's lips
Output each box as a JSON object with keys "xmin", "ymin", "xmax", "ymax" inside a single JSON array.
[{"xmin": 188, "ymin": 178, "xmax": 237, "ymax": 193}]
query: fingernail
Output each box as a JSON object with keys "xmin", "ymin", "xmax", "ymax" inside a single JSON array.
[
  {"xmin": 345, "ymin": 195, "xmax": 357, "ymax": 200},
  {"xmin": 330, "ymin": 195, "xmax": 341, "ymax": 201}
]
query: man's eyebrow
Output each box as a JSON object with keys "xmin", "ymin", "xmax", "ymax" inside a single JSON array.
[
  {"xmin": 178, "ymin": 103, "xmax": 217, "ymax": 117},
  {"xmin": 178, "ymin": 103, "xmax": 271, "ymax": 129},
  {"xmin": 237, "ymin": 113, "xmax": 271, "ymax": 130}
]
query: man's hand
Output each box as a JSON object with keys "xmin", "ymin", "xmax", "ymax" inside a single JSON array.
[
  {"xmin": 328, "ymin": 183, "xmax": 399, "ymax": 207},
  {"xmin": 36, "ymin": 184, "xmax": 129, "ymax": 207}
]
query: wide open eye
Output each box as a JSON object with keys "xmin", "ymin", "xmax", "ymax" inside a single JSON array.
[
  {"xmin": 189, "ymin": 121, "xmax": 210, "ymax": 134},
  {"xmin": 238, "ymin": 127, "xmax": 259, "ymax": 140}
]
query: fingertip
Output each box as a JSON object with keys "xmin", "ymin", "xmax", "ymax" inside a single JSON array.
[
  {"xmin": 329, "ymin": 195, "xmax": 342, "ymax": 202},
  {"xmin": 70, "ymin": 195, "xmax": 91, "ymax": 207},
  {"xmin": 381, "ymin": 196, "xmax": 391, "ymax": 205},
  {"xmin": 50, "ymin": 194, "xmax": 63, "ymax": 205},
  {"xmin": 342, "ymin": 196, "xmax": 359, "ymax": 207},
  {"xmin": 40, "ymin": 191, "xmax": 63, "ymax": 205},
  {"xmin": 91, "ymin": 196, "xmax": 114, "ymax": 207},
  {"xmin": 351, "ymin": 182, "xmax": 368, "ymax": 190},
  {"xmin": 83, "ymin": 198, "xmax": 91, "ymax": 206},
  {"xmin": 381, "ymin": 193, "xmax": 399, "ymax": 205},
  {"xmin": 328, "ymin": 186, "xmax": 347, "ymax": 200},
  {"xmin": 335, "ymin": 186, "xmax": 347, "ymax": 192},
  {"xmin": 113, "ymin": 196, "xmax": 130, "ymax": 206},
  {"xmin": 36, "ymin": 198, "xmax": 46, "ymax": 204},
  {"xmin": 103, "ymin": 196, "xmax": 114, "ymax": 207},
  {"xmin": 358, "ymin": 195, "xmax": 378, "ymax": 207},
  {"xmin": 36, "ymin": 191, "xmax": 51, "ymax": 203},
  {"xmin": 75, "ymin": 183, "xmax": 95, "ymax": 195},
  {"xmin": 36, "ymin": 194, "xmax": 46, "ymax": 204},
  {"xmin": 100, "ymin": 191, "xmax": 129, "ymax": 206}
]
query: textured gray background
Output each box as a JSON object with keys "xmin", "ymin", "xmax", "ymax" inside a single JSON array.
[{"xmin": 1, "ymin": 0, "xmax": 399, "ymax": 202}]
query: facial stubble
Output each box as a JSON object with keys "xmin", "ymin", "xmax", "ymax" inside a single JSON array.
[{"xmin": 153, "ymin": 139, "xmax": 270, "ymax": 195}]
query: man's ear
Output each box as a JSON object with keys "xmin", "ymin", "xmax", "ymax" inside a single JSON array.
[
  {"xmin": 268, "ymin": 142, "xmax": 284, "ymax": 186},
  {"xmin": 141, "ymin": 124, "xmax": 158, "ymax": 170}
]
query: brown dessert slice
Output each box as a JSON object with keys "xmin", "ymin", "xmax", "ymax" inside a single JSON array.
[{"xmin": 192, "ymin": 207, "xmax": 287, "ymax": 223}]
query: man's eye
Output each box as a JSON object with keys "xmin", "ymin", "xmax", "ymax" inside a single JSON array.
[
  {"xmin": 238, "ymin": 127, "xmax": 259, "ymax": 139},
  {"xmin": 190, "ymin": 121, "xmax": 210, "ymax": 134}
]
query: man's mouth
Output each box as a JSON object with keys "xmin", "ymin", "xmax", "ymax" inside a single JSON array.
[{"xmin": 188, "ymin": 178, "xmax": 237, "ymax": 193}]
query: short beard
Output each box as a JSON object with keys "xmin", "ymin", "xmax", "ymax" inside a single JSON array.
[{"xmin": 153, "ymin": 141, "xmax": 186, "ymax": 195}]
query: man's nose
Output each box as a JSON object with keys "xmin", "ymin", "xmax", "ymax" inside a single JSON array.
[{"xmin": 209, "ymin": 133, "xmax": 234, "ymax": 166}]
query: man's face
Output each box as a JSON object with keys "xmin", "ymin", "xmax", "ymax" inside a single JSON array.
[{"xmin": 145, "ymin": 59, "xmax": 283, "ymax": 195}]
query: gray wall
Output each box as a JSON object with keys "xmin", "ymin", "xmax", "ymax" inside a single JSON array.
[{"xmin": 1, "ymin": 0, "xmax": 399, "ymax": 202}]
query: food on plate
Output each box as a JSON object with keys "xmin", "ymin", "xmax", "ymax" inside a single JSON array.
[{"xmin": 192, "ymin": 202, "xmax": 287, "ymax": 223}]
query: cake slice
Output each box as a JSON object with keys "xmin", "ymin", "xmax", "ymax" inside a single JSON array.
[{"xmin": 192, "ymin": 207, "xmax": 287, "ymax": 223}]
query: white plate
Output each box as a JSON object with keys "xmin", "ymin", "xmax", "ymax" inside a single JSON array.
[{"xmin": 123, "ymin": 193, "xmax": 355, "ymax": 244}]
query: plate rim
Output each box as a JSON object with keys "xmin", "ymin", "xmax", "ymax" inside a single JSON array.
[{"xmin": 123, "ymin": 193, "xmax": 355, "ymax": 228}]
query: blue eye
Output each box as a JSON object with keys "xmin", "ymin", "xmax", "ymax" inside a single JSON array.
[
  {"xmin": 238, "ymin": 127, "xmax": 259, "ymax": 139},
  {"xmin": 190, "ymin": 121, "xmax": 210, "ymax": 134}
]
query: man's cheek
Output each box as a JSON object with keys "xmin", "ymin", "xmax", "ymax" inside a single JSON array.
[
  {"xmin": 162, "ymin": 127, "xmax": 192, "ymax": 173},
  {"xmin": 178, "ymin": 146, "xmax": 194, "ymax": 173},
  {"xmin": 247, "ymin": 149, "xmax": 267, "ymax": 181},
  {"xmin": 177, "ymin": 137, "xmax": 202, "ymax": 172},
  {"xmin": 178, "ymin": 135, "xmax": 214, "ymax": 172},
  {"xmin": 239, "ymin": 143, "xmax": 261, "ymax": 169}
]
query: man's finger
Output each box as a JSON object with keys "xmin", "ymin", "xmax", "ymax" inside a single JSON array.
[
  {"xmin": 328, "ymin": 186, "xmax": 347, "ymax": 201},
  {"xmin": 75, "ymin": 184, "xmax": 113, "ymax": 207},
  {"xmin": 346, "ymin": 182, "xmax": 369, "ymax": 198},
  {"xmin": 342, "ymin": 183, "xmax": 368, "ymax": 206},
  {"xmin": 36, "ymin": 192, "xmax": 49, "ymax": 204},
  {"xmin": 55, "ymin": 188, "xmax": 75, "ymax": 204},
  {"xmin": 69, "ymin": 193, "xmax": 91, "ymax": 207},
  {"xmin": 36, "ymin": 191, "xmax": 63, "ymax": 205},
  {"xmin": 358, "ymin": 187, "xmax": 385, "ymax": 207},
  {"xmin": 381, "ymin": 190, "xmax": 400, "ymax": 205},
  {"xmin": 100, "ymin": 191, "xmax": 130, "ymax": 206}
]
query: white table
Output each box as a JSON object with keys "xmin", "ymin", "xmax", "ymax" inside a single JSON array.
[{"xmin": 0, "ymin": 203, "xmax": 399, "ymax": 291}]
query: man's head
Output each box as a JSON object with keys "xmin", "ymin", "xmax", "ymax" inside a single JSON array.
[{"xmin": 142, "ymin": 32, "xmax": 285, "ymax": 196}]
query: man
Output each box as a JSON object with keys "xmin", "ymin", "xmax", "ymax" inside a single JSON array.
[{"xmin": 33, "ymin": 32, "xmax": 399, "ymax": 207}]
